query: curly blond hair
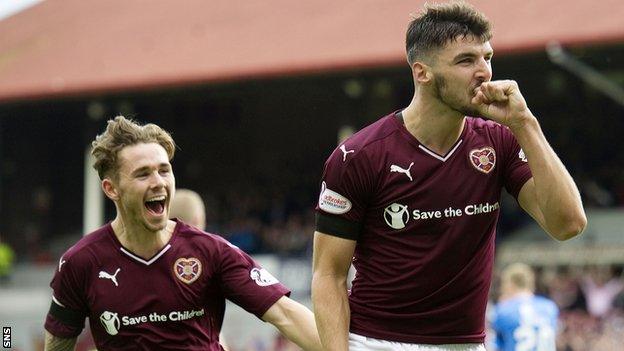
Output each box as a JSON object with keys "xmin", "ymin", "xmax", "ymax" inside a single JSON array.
[{"xmin": 91, "ymin": 116, "xmax": 176, "ymax": 180}]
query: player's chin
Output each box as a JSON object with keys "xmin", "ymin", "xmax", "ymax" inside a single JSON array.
[
  {"xmin": 145, "ymin": 219, "xmax": 168, "ymax": 232},
  {"xmin": 143, "ymin": 211, "xmax": 169, "ymax": 231}
]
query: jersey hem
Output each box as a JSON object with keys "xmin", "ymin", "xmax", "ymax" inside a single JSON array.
[{"xmin": 350, "ymin": 327, "xmax": 485, "ymax": 345}]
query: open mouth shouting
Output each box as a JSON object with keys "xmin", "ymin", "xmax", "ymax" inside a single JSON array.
[{"xmin": 145, "ymin": 195, "xmax": 167, "ymax": 216}]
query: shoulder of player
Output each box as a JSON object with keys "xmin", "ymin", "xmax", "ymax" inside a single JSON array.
[
  {"xmin": 465, "ymin": 116, "xmax": 521, "ymax": 146},
  {"xmin": 175, "ymin": 223, "xmax": 234, "ymax": 250},
  {"xmin": 534, "ymin": 295, "xmax": 559, "ymax": 309},
  {"xmin": 493, "ymin": 298, "xmax": 514, "ymax": 312},
  {"xmin": 465, "ymin": 116, "xmax": 508, "ymax": 134},
  {"xmin": 329, "ymin": 114, "xmax": 400, "ymax": 163},
  {"xmin": 57, "ymin": 226, "xmax": 112, "ymax": 270}
]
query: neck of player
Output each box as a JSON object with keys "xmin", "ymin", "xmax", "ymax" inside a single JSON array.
[
  {"xmin": 402, "ymin": 93, "xmax": 465, "ymax": 156},
  {"xmin": 111, "ymin": 216, "xmax": 175, "ymax": 259}
]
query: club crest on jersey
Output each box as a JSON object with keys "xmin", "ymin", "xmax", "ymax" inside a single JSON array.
[
  {"xmin": 174, "ymin": 257, "xmax": 202, "ymax": 284},
  {"xmin": 469, "ymin": 147, "xmax": 496, "ymax": 174}
]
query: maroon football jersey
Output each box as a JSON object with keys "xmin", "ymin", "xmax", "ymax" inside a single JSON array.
[
  {"xmin": 45, "ymin": 220, "xmax": 290, "ymax": 350},
  {"xmin": 315, "ymin": 111, "xmax": 532, "ymax": 344}
]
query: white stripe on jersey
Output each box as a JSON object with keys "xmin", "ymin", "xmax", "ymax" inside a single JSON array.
[
  {"xmin": 52, "ymin": 294, "xmax": 66, "ymax": 308},
  {"xmin": 120, "ymin": 244, "xmax": 172, "ymax": 265},
  {"xmin": 418, "ymin": 140, "xmax": 463, "ymax": 162}
]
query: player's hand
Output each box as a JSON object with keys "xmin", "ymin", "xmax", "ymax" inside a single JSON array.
[{"xmin": 471, "ymin": 80, "xmax": 534, "ymax": 130}]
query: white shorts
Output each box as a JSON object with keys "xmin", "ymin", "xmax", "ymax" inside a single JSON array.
[{"xmin": 348, "ymin": 333, "xmax": 486, "ymax": 351}]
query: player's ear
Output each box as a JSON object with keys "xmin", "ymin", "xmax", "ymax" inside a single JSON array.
[
  {"xmin": 102, "ymin": 177, "xmax": 120, "ymax": 201},
  {"xmin": 412, "ymin": 61, "xmax": 432, "ymax": 84}
]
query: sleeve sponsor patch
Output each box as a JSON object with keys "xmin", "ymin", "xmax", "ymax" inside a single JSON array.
[
  {"xmin": 318, "ymin": 181, "xmax": 352, "ymax": 214},
  {"xmin": 250, "ymin": 268, "xmax": 279, "ymax": 287}
]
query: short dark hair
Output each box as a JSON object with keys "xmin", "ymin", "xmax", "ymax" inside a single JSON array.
[
  {"xmin": 91, "ymin": 116, "xmax": 176, "ymax": 180},
  {"xmin": 406, "ymin": 1, "xmax": 492, "ymax": 65}
]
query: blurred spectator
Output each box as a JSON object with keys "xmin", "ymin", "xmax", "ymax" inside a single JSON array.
[
  {"xmin": 490, "ymin": 263, "xmax": 558, "ymax": 351},
  {"xmin": 580, "ymin": 265, "xmax": 624, "ymax": 318},
  {"xmin": 557, "ymin": 310, "xmax": 624, "ymax": 351},
  {"xmin": 169, "ymin": 188, "xmax": 206, "ymax": 229},
  {"xmin": 581, "ymin": 178, "xmax": 615, "ymax": 207},
  {"xmin": 261, "ymin": 214, "xmax": 312, "ymax": 256},
  {"xmin": 488, "ymin": 264, "xmax": 624, "ymax": 351},
  {"xmin": 226, "ymin": 217, "xmax": 262, "ymax": 253},
  {"xmin": 0, "ymin": 233, "xmax": 15, "ymax": 285},
  {"xmin": 544, "ymin": 266, "xmax": 586, "ymax": 311}
]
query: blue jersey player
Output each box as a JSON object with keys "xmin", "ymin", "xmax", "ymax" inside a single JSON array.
[{"xmin": 491, "ymin": 263, "xmax": 558, "ymax": 351}]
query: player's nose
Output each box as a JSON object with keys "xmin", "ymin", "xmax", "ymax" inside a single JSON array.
[
  {"xmin": 150, "ymin": 171, "xmax": 166, "ymax": 189},
  {"xmin": 474, "ymin": 57, "xmax": 492, "ymax": 82}
]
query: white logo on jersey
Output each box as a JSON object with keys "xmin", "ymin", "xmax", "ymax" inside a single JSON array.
[
  {"xmin": 58, "ymin": 256, "xmax": 66, "ymax": 272},
  {"xmin": 390, "ymin": 162, "xmax": 414, "ymax": 181},
  {"xmin": 318, "ymin": 181, "xmax": 352, "ymax": 214},
  {"xmin": 250, "ymin": 267, "xmax": 279, "ymax": 287},
  {"xmin": 98, "ymin": 268, "xmax": 121, "ymax": 287},
  {"xmin": 100, "ymin": 311, "xmax": 120, "ymax": 335},
  {"xmin": 384, "ymin": 203, "xmax": 410, "ymax": 229},
  {"xmin": 339, "ymin": 144, "xmax": 354, "ymax": 162},
  {"xmin": 518, "ymin": 149, "xmax": 528, "ymax": 162}
]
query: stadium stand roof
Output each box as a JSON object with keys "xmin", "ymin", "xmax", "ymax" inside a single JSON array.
[{"xmin": 0, "ymin": 0, "xmax": 623, "ymax": 103}]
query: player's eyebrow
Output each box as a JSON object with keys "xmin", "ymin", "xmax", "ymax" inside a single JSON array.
[
  {"xmin": 452, "ymin": 50, "xmax": 493, "ymax": 62},
  {"xmin": 130, "ymin": 163, "xmax": 170, "ymax": 176},
  {"xmin": 453, "ymin": 52, "xmax": 477, "ymax": 61},
  {"xmin": 130, "ymin": 166, "xmax": 151, "ymax": 176}
]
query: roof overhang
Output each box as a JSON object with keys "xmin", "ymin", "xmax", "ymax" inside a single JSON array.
[{"xmin": 1, "ymin": 0, "xmax": 623, "ymax": 103}]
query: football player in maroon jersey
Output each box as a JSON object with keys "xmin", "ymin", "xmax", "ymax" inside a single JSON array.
[
  {"xmin": 312, "ymin": 2, "xmax": 586, "ymax": 351},
  {"xmin": 44, "ymin": 116, "xmax": 322, "ymax": 351}
]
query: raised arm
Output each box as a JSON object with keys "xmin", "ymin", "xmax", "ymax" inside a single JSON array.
[
  {"xmin": 514, "ymin": 119, "xmax": 586, "ymax": 240},
  {"xmin": 311, "ymin": 231, "xmax": 357, "ymax": 351},
  {"xmin": 473, "ymin": 80, "xmax": 587, "ymax": 240},
  {"xmin": 261, "ymin": 296, "xmax": 322, "ymax": 351},
  {"xmin": 44, "ymin": 331, "xmax": 77, "ymax": 351}
]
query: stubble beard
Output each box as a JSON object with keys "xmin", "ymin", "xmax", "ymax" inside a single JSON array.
[
  {"xmin": 119, "ymin": 196, "xmax": 165, "ymax": 234},
  {"xmin": 434, "ymin": 74, "xmax": 482, "ymax": 117}
]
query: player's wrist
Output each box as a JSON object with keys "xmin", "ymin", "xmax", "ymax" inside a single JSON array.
[{"xmin": 508, "ymin": 111, "xmax": 538, "ymax": 134}]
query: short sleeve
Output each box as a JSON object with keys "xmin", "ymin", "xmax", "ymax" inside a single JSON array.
[
  {"xmin": 44, "ymin": 254, "xmax": 88, "ymax": 338},
  {"xmin": 315, "ymin": 142, "xmax": 374, "ymax": 240},
  {"xmin": 217, "ymin": 242, "xmax": 290, "ymax": 318},
  {"xmin": 500, "ymin": 127, "xmax": 532, "ymax": 199}
]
